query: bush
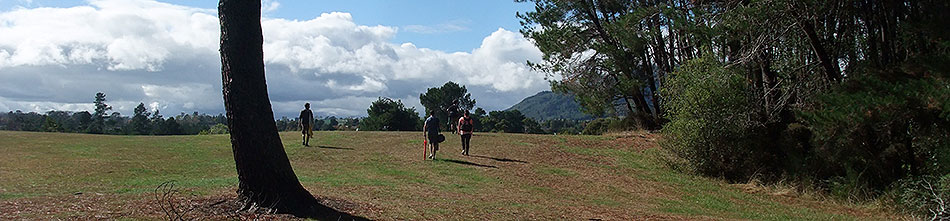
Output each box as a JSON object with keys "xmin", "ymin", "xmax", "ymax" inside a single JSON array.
[
  {"xmin": 661, "ymin": 55, "xmax": 774, "ymax": 181},
  {"xmin": 581, "ymin": 118, "xmax": 611, "ymax": 135},
  {"xmin": 580, "ymin": 117, "xmax": 639, "ymax": 135},
  {"xmin": 608, "ymin": 115, "xmax": 642, "ymax": 132},
  {"xmin": 199, "ymin": 123, "xmax": 228, "ymax": 135},
  {"xmin": 800, "ymin": 73, "xmax": 950, "ymax": 192},
  {"xmin": 892, "ymin": 175, "xmax": 950, "ymax": 219}
]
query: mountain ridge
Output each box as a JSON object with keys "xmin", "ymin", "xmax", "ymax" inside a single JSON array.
[{"xmin": 506, "ymin": 91, "xmax": 592, "ymax": 121}]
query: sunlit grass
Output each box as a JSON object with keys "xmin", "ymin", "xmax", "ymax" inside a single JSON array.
[{"xmin": 0, "ymin": 130, "xmax": 897, "ymax": 220}]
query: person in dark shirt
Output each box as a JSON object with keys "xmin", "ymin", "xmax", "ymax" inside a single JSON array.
[
  {"xmin": 299, "ymin": 103, "xmax": 314, "ymax": 146},
  {"xmin": 423, "ymin": 110, "xmax": 440, "ymax": 159},
  {"xmin": 457, "ymin": 110, "xmax": 474, "ymax": 156},
  {"xmin": 447, "ymin": 99, "xmax": 460, "ymax": 134}
]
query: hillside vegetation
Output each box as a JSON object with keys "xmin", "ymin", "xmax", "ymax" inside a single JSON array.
[
  {"xmin": 507, "ymin": 91, "xmax": 591, "ymax": 121},
  {"xmin": 0, "ymin": 131, "xmax": 898, "ymax": 220}
]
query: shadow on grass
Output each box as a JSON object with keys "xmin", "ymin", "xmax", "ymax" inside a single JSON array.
[
  {"xmin": 316, "ymin": 145, "xmax": 354, "ymax": 150},
  {"xmin": 296, "ymin": 203, "xmax": 371, "ymax": 221},
  {"xmin": 470, "ymin": 154, "xmax": 529, "ymax": 164},
  {"xmin": 159, "ymin": 181, "xmax": 370, "ymax": 220},
  {"xmin": 437, "ymin": 159, "xmax": 497, "ymax": 168}
]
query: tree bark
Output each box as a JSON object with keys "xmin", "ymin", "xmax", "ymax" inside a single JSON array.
[
  {"xmin": 218, "ymin": 0, "xmax": 353, "ymax": 218},
  {"xmin": 800, "ymin": 19, "xmax": 842, "ymax": 82}
]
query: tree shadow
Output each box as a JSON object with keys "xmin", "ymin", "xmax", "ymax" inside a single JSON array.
[
  {"xmin": 316, "ymin": 145, "xmax": 354, "ymax": 150},
  {"xmin": 293, "ymin": 202, "xmax": 371, "ymax": 221},
  {"xmin": 198, "ymin": 193, "xmax": 370, "ymax": 220},
  {"xmin": 437, "ymin": 159, "xmax": 497, "ymax": 168},
  {"xmin": 470, "ymin": 154, "xmax": 529, "ymax": 164}
]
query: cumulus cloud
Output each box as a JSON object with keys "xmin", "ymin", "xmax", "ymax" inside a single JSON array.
[
  {"xmin": 0, "ymin": 0, "xmax": 547, "ymax": 118},
  {"xmin": 0, "ymin": 0, "xmax": 218, "ymax": 70}
]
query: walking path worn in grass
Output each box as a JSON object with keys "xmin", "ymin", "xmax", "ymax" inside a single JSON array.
[{"xmin": 0, "ymin": 130, "xmax": 899, "ymax": 220}]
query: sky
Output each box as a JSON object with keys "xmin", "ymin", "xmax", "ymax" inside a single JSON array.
[{"xmin": 0, "ymin": 0, "xmax": 551, "ymax": 118}]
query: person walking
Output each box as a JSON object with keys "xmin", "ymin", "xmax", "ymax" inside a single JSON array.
[
  {"xmin": 457, "ymin": 110, "xmax": 474, "ymax": 156},
  {"xmin": 423, "ymin": 110, "xmax": 440, "ymax": 159},
  {"xmin": 299, "ymin": 103, "xmax": 314, "ymax": 146},
  {"xmin": 447, "ymin": 99, "xmax": 460, "ymax": 134}
]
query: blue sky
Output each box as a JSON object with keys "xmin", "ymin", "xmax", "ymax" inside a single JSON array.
[{"xmin": 0, "ymin": 0, "xmax": 549, "ymax": 118}]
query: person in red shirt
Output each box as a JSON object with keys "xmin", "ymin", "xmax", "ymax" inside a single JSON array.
[{"xmin": 457, "ymin": 110, "xmax": 474, "ymax": 156}]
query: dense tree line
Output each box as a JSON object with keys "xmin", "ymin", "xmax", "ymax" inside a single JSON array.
[
  {"xmin": 0, "ymin": 109, "xmax": 228, "ymax": 135},
  {"xmin": 0, "ymin": 93, "xmax": 227, "ymax": 135},
  {"xmin": 0, "ymin": 92, "xmax": 368, "ymax": 135},
  {"xmin": 519, "ymin": 0, "xmax": 949, "ymax": 216},
  {"xmin": 276, "ymin": 115, "xmax": 358, "ymax": 132}
]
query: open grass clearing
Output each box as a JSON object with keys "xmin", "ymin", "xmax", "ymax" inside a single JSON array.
[{"xmin": 0, "ymin": 130, "xmax": 901, "ymax": 220}]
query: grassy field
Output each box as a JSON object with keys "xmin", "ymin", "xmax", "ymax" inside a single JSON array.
[{"xmin": 0, "ymin": 130, "xmax": 899, "ymax": 220}]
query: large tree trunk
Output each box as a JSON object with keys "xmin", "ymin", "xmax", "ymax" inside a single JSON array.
[{"xmin": 218, "ymin": 1, "xmax": 357, "ymax": 219}]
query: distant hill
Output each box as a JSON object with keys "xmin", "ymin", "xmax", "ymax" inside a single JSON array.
[{"xmin": 506, "ymin": 91, "xmax": 592, "ymax": 121}]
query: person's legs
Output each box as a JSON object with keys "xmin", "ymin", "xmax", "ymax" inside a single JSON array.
[
  {"xmin": 307, "ymin": 126, "xmax": 313, "ymax": 146},
  {"xmin": 462, "ymin": 134, "xmax": 471, "ymax": 155},
  {"xmin": 302, "ymin": 125, "xmax": 310, "ymax": 146},
  {"xmin": 427, "ymin": 137, "xmax": 436, "ymax": 159}
]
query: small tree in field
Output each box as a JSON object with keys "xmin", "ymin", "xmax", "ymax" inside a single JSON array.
[
  {"xmin": 419, "ymin": 81, "xmax": 475, "ymax": 129},
  {"xmin": 359, "ymin": 97, "xmax": 421, "ymax": 131}
]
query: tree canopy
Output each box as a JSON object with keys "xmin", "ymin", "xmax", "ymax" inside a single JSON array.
[
  {"xmin": 520, "ymin": 0, "xmax": 949, "ymax": 214},
  {"xmin": 419, "ymin": 81, "xmax": 476, "ymax": 127},
  {"xmin": 359, "ymin": 97, "xmax": 421, "ymax": 131}
]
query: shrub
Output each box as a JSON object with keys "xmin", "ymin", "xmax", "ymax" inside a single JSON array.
[
  {"xmin": 800, "ymin": 73, "xmax": 950, "ymax": 192},
  {"xmin": 608, "ymin": 115, "xmax": 642, "ymax": 132},
  {"xmin": 661, "ymin": 55, "xmax": 774, "ymax": 181},
  {"xmin": 892, "ymin": 175, "xmax": 950, "ymax": 219},
  {"xmin": 199, "ymin": 123, "xmax": 228, "ymax": 135},
  {"xmin": 581, "ymin": 118, "xmax": 611, "ymax": 135}
]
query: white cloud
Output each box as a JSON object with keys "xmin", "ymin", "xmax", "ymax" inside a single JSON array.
[
  {"xmin": 262, "ymin": 0, "xmax": 280, "ymax": 14},
  {"xmin": 325, "ymin": 76, "xmax": 387, "ymax": 93},
  {"xmin": 261, "ymin": 16, "xmax": 543, "ymax": 92},
  {"xmin": 403, "ymin": 20, "xmax": 470, "ymax": 34},
  {"xmin": 0, "ymin": 0, "xmax": 547, "ymax": 118},
  {"xmin": 0, "ymin": 0, "xmax": 218, "ymax": 70},
  {"xmin": 140, "ymin": 83, "xmax": 218, "ymax": 111}
]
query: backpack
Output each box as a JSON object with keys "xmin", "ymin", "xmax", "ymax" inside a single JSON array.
[{"xmin": 460, "ymin": 118, "xmax": 473, "ymax": 132}]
